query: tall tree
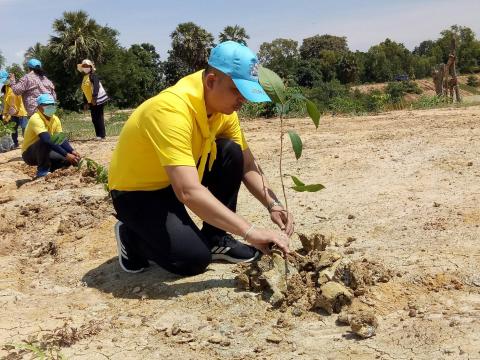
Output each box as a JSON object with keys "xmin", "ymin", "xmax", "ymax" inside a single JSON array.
[
  {"xmin": 258, "ymin": 38, "xmax": 299, "ymax": 79},
  {"xmin": 169, "ymin": 22, "xmax": 214, "ymax": 73},
  {"xmin": 50, "ymin": 10, "xmax": 105, "ymax": 68},
  {"xmin": 300, "ymin": 34, "xmax": 348, "ymax": 60},
  {"xmin": 219, "ymin": 25, "xmax": 249, "ymax": 45}
]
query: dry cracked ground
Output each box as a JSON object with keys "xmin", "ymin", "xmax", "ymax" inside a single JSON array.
[{"xmin": 0, "ymin": 106, "xmax": 479, "ymax": 359}]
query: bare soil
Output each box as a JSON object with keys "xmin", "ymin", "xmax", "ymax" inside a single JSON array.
[{"xmin": 1, "ymin": 106, "xmax": 479, "ymax": 359}]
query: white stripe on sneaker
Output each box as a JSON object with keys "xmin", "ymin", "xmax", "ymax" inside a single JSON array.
[
  {"xmin": 220, "ymin": 247, "xmax": 231, "ymax": 254},
  {"xmin": 211, "ymin": 246, "xmax": 219, "ymax": 253}
]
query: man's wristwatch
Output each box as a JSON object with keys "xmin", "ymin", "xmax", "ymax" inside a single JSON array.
[{"xmin": 267, "ymin": 200, "xmax": 283, "ymax": 212}]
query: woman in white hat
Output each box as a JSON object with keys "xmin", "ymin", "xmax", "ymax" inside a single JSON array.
[{"xmin": 78, "ymin": 59, "xmax": 109, "ymax": 140}]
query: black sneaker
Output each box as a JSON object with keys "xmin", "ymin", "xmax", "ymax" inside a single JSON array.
[
  {"xmin": 114, "ymin": 221, "xmax": 149, "ymax": 273},
  {"xmin": 210, "ymin": 234, "xmax": 260, "ymax": 263}
]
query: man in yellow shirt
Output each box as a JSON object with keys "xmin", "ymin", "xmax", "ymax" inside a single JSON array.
[
  {"xmin": 1, "ymin": 70, "xmax": 28, "ymax": 149},
  {"xmin": 109, "ymin": 41, "xmax": 292, "ymax": 276},
  {"xmin": 22, "ymin": 94, "xmax": 81, "ymax": 177}
]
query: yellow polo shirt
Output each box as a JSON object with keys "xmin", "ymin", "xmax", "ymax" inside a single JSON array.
[
  {"xmin": 2, "ymin": 86, "xmax": 27, "ymax": 121},
  {"xmin": 108, "ymin": 70, "xmax": 248, "ymax": 191},
  {"xmin": 22, "ymin": 111, "xmax": 62, "ymax": 152}
]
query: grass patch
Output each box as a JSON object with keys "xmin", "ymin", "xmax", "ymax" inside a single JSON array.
[{"xmin": 59, "ymin": 109, "xmax": 132, "ymax": 140}]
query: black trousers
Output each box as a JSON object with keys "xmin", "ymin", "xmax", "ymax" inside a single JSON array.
[
  {"xmin": 111, "ymin": 139, "xmax": 244, "ymax": 276},
  {"xmin": 90, "ymin": 103, "xmax": 106, "ymax": 138},
  {"xmin": 22, "ymin": 140, "xmax": 69, "ymax": 171}
]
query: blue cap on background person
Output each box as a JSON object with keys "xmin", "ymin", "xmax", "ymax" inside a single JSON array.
[
  {"xmin": 27, "ymin": 58, "xmax": 42, "ymax": 69},
  {"xmin": 0, "ymin": 70, "xmax": 8, "ymax": 86},
  {"xmin": 208, "ymin": 41, "xmax": 271, "ymax": 103},
  {"xmin": 36, "ymin": 93, "xmax": 55, "ymax": 105}
]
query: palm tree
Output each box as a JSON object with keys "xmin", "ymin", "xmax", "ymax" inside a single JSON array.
[
  {"xmin": 49, "ymin": 11, "xmax": 104, "ymax": 69},
  {"xmin": 170, "ymin": 22, "xmax": 215, "ymax": 73},
  {"xmin": 219, "ymin": 25, "xmax": 250, "ymax": 46}
]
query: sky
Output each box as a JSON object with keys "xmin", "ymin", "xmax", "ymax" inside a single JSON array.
[{"xmin": 1, "ymin": 0, "xmax": 480, "ymax": 66}]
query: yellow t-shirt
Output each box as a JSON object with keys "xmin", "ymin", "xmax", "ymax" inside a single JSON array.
[
  {"xmin": 22, "ymin": 111, "xmax": 63, "ymax": 152},
  {"xmin": 108, "ymin": 70, "xmax": 248, "ymax": 191},
  {"xmin": 2, "ymin": 86, "xmax": 27, "ymax": 121},
  {"xmin": 81, "ymin": 74, "xmax": 93, "ymax": 104}
]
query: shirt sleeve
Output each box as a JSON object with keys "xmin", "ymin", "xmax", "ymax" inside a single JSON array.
[
  {"xmin": 9, "ymin": 75, "xmax": 31, "ymax": 96},
  {"xmin": 217, "ymin": 112, "xmax": 249, "ymax": 151},
  {"xmin": 141, "ymin": 95, "xmax": 196, "ymax": 167},
  {"xmin": 30, "ymin": 117, "xmax": 49, "ymax": 136}
]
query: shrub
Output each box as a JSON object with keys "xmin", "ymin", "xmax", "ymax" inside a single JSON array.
[{"xmin": 467, "ymin": 75, "xmax": 479, "ymax": 87}]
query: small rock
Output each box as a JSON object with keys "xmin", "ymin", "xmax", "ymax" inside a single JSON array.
[
  {"xmin": 75, "ymin": 233, "xmax": 85, "ymax": 240},
  {"xmin": 467, "ymin": 161, "xmax": 473, "ymax": 166},
  {"xmin": 132, "ymin": 287, "xmax": 142, "ymax": 294},
  {"xmin": 266, "ymin": 334, "xmax": 282, "ymax": 344},
  {"xmin": 292, "ymin": 307, "xmax": 303, "ymax": 317},
  {"xmin": 347, "ymin": 214, "xmax": 355, "ymax": 220},
  {"xmin": 334, "ymin": 155, "xmax": 339, "ymax": 159},
  {"xmin": 408, "ymin": 309, "xmax": 417, "ymax": 317},
  {"xmin": 346, "ymin": 236, "xmax": 356, "ymax": 243},
  {"xmin": 433, "ymin": 202, "xmax": 440, "ymax": 207},
  {"xmin": 208, "ymin": 335, "xmax": 230, "ymax": 346}
]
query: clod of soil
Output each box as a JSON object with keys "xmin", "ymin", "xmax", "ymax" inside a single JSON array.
[
  {"xmin": 236, "ymin": 233, "xmax": 393, "ymax": 336},
  {"xmin": 338, "ymin": 310, "xmax": 378, "ymax": 338}
]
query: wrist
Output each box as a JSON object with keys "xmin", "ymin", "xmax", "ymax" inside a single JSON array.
[
  {"xmin": 267, "ymin": 200, "xmax": 283, "ymax": 212},
  {"xmin": 243, "ymin": 224, "xmax": 256, "ymax": 242}
]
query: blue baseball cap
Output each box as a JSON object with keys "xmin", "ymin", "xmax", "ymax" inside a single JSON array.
[
  {"xmin": 208, "ymin": 41, "xmax": 270, "ymax": 103},
  {"xmin": 27, "ymin": 58, "xmax": 42, "ymax": 69},
  {"xmin": 0, "ymin": 70, "xmax": 8, "ymax": 86},
  {"xmin": 37, "ymin": 93, "xmax": 55, "ymax": 105}
]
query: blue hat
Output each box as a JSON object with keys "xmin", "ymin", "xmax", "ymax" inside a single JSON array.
[
  {"xmin": 37, "ymin": 93, "xmax": 55, "ymax": 105},
  {"xmin": 27, "ymin": 58, "xmax": 42, "ymax": 69},
  {"xmin": 208, "ymin": 41, "xmax": 270, "ymax": 103},
  {"xmin": 0, "ymin": 70, "xmax": 8, "ymax": 86}
]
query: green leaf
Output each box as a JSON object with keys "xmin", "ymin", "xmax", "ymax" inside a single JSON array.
[
  {"xmin": 258, "ymin": 66, "xmax": 286, "ymax": 104},
  {"xmin": 288, "ymin": 131, "xmax": 302, "ymax": 160},
  {"xmin": 306, "ymin": 99, "xmax": 320, "ymax": 129},
  {"xmin": 50, "ymin": 132, "xmax": 66, "ymax": 145},
  {"xmin": 290, "ymin": 175, "xmax": 305, "ymax": 187},
  {"xmin": 292, "ymin": 183, "xmax": 325, "ymax": 192}
]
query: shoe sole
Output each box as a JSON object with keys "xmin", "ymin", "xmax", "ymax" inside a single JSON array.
[
  {"xmin": 114, "ymin": 221, "xmax": 145, "ymax": 274},
  {"xmin": 211, "ymin": 250, "xmax": 260, "ymax": 264}
]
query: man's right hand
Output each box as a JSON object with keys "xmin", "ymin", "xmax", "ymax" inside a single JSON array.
[{"xmin": 246, "ymin": 227, "xmax": 290, "ymax": 255}]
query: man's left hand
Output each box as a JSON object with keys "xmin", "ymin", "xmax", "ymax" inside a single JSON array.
[{"xmin": 270, "ymin": 206, "xmax": 294, "ymax": 237}]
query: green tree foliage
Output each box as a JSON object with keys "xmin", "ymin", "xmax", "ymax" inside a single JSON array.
[
  {"xmin": 219, "ymin": 25, "xmax": 249, "ymax": 45},
  {"xmin": 363, "ymin": 39, "xmax": 412, "ymax": 82},
  {"xmin": 6, "ymin": 64, "xmax": 25, "ymax": 79},
  {"xmin": 100, "ymin": 43, "xmax": 164, "ymax": 107},
  {"xmin": 258, "ymin": 38, "xmax": 299, "ymax": 80},
  {"xmin": 169, "ymin": 22, "xmax": 214, "ymax": 74},
  {"xmin": 50, "ymin": 11, "xmax": 106, "ymax": 69},
  {"xmin": 336, "ymin": 52, "xmax": 359, "ymax": 84},
  {"xmin": 299, "ymin": 34, "xmax": 348, "ymax": 60}
]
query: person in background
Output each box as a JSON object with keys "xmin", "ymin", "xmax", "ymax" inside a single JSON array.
[
  {"xmin": 9, "ymin": 59, "xmax": 56, "ymax": 118},
  {"xmin": 22, "ymin": 94, "xmax": 81, "ymax": 177},
  {"xmin": 77, "ymin": 59, "xmax": 109, "ymax": 140},
  {"xmin": 0, "ymin": 70, "xmax": 28, "ymax": 149}
]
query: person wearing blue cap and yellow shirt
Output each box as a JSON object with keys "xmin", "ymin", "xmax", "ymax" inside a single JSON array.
[
  {"xmin": 0, "ymin": 70, "xmax": 28, "ymax": 149},
  {"xmin": 109, "ymin": 41, "xmax": 292, "ymax": 276},
  {"xmin": 9, "ymin": 59, "xmax": 56, "ymax": 118},
  {"xmin": 22, "ymin": 94, "xmax": 81, "ymax": 177}
]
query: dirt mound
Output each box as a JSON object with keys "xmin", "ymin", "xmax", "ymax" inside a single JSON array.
[{"xmin": 235, "ymin": 232, "xmax": 394, "ymax": 338}]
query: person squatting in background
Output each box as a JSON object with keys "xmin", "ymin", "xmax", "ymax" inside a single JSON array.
[
  {"xmin": 22, "ymin": 93, "xmax": 81, "ymax": 177},
  {"xmin": 0, "ymin": 70, "xmax": 28, "ymax": 149},
  {"xmin": 9, "ymin": 59, "xmax": 56, "ymax": 118},
  {"xmin": 78, "ymin": 59, "xmax": 109, "ymax": 140}
]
